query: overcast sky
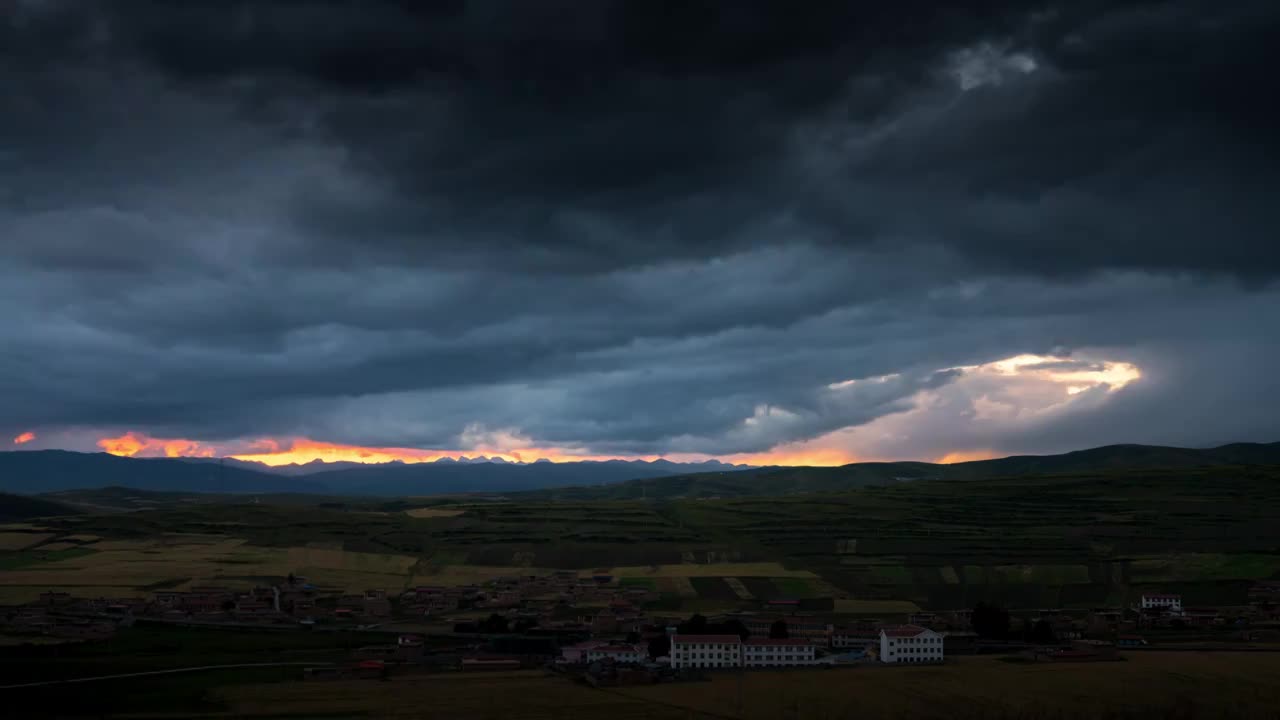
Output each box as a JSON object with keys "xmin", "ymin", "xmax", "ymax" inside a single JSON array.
[{"xmin": 3, "ymin": 1, "xmax": 1278, "ymax": 464}]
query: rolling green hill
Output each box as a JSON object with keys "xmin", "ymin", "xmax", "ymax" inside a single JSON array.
[
  {"xmin": 0, "ymin": 491, "xmax": 82, "ymax": 521},
  {"xmin": 517, "ymin": 442, "xmax": 1280, "ymax": 500}
]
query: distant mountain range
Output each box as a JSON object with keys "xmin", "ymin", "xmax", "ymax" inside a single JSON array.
[
  {"xmin": 0, "ymin": 451, "xmax": 331, "ymax": 495},
  {"xmin": 177, "ymin": 454, "xmax": 746, "ymax": 478},
  {"xmin": 513, "ymin": 441, "xmax": 1280, "ymax": 500},
  {"xmin": 0, "ymin": 450, "xmax": 749, "ymax": 496},
  {"xmin": 1, "ymin": 442, "xmax": 1278, "ymax": 500}
]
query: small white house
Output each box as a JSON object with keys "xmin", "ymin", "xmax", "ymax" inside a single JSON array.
[
  {"xmin": 585, "ymin": 643, "xmax": 647, "ymax": 665},
  {"xmin": 1140, "ymin": 594, "xmax": 1183, "ymax": 614},
  {"xmin": 878, "ymin": 625, "xmax": 943, "ymax": 664},
  {"xmin": 742, "ymin": 638, "xmax": 816, "ymax": 667},
  {"xmin": 669, "ymin": 634, "xmax": 742, "ymax": 669}
]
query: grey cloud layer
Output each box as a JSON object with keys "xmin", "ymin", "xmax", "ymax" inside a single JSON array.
[{"xmin": 2, "ymin": 1, "xmax": 1278, "ymax": 457}]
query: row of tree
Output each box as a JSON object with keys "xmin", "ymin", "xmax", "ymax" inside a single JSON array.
[{"xmin": 972, "ymin": 602, "xmax": 1057, "ymax": 643}]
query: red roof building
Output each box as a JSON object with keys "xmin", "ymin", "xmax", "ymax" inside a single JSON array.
[
  {"xmin": 880, "ymin": 624, "xmax": 931, "ymax": 638},
  {"xmin": 671, "ymin": 634, "xmax": 743, "ymax": 644}
]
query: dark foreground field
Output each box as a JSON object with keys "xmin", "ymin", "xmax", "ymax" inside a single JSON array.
[{"xmin": 8, "ymin": 652, "xmax": 1278, "ymax": 719}]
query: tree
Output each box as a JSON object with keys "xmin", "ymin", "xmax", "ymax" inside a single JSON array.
[
  {"xmin": 678, "ymin": 614, "xmax": 708, "ymax": 634},
  {"xmin": 769, "ymin": 619, "xmax": 790, "ymax": 639},
  {"xmin": 479, "ymin": 613, "xmax": 509, "ymax": 633},
  {"xmin": 648, "ymin": 634, "xmax": 670, "ymax": 659},
  {"xmin": 971, "ymin": 602, "xmax": 1010, "ymax": 639},
  {"xmin": 1030, "ymin": 619, "xmax": 1056, "ymax": 644},
  {"xmin": 722, "ymin": 619, "xmax": 750, "ymax": 642}
]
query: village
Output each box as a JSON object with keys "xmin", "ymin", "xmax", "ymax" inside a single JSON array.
[{"xmin": 5, "ymin": 571, "xmax": 1280, "ymax": 687}]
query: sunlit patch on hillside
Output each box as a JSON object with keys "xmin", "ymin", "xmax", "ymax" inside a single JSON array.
[
  {"xmin": 718, "ymin": 445, "xmax": 860, "ymax": 467},
  {"xmin": 936, "ymin": 449, "xmax": 1000, "ymax": 464}
]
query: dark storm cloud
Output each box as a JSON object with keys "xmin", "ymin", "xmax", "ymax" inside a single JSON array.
[
  {"xmin": 3, "ymin": 0, "xmax": 1279, "ymax": 458},
  {"xmin": 71, "ymin": 0, "xmax": 1273, "ymax": 276}
]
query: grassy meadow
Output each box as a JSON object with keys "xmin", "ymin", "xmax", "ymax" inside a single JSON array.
[{"xmin": 2, "ymin": 465, "xmax": 1279, "ymax": 612}]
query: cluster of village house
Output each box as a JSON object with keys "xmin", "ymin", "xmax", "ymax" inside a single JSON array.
[{"xmin": 5, "ymin": 570, "xmax": 1279, "ymax": 675}]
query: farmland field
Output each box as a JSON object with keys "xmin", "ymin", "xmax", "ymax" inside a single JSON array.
[
  {"xmin": 404, "ymin": 507, "xmax": 466, "ymax": 518},
  {"xmin": 44, "ymin": 652, "xmax": 1265, "ymax": 719},
  {"xmin": 606, "ymin": 563, "xmax": 817, "ymax": 578},
  {"xmin": 690, "ymin": 576, "xmax": 741, "ymax": 601},
  {"xmin": 0, "ymin": 532, "xmax": 53, "ymax": 550},
  {"xmin": 5, "ymin": 466, "xmax": 1280, "ymax": 612},
  {"xmin": 618, "ymin": 577, "xmax": 657, "ymax": 590},
  {"xmin": 0, "ymin": 535, "xmax": 422, "ymax": 597}
]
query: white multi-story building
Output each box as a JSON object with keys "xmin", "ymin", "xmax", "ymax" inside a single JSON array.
[
  {"xmin": 742, "ymin": 638, "xmax": 816, "ymax": 667},
  {"xmin": 1140, "ymin": 594, "xmax": 1183, "ymax": 614},
  {"xmin": 878, "ymin": 625, "xmax": 944, "ymax": 664},
  {"xmin": 669, "ymin": 634, "xmax": 742, "ymax": 669},
  {"xmin": 585, "ymin": 643, "xmax": 647, "ymax": 665}
]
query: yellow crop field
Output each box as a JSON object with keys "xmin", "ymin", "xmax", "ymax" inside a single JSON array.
[
  {"xmin": 0, "ymin": 538, "xmax": 284, "ymax": 588},
  {"xmin": 405, "ymin": 507, "xmax": 465, "ymax": 518},
  {"xmin": 1, "ymin": 534, "xmax": 424, "ymax": 595},
  {"xmin": 0, "ymin": 532, "xmax": 53, "ymax": 550},
  {"xmin": 669, "ymin": 577, "xmax": 698, "ymax": 597}
]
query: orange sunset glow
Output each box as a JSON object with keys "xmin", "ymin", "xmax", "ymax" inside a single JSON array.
[
  {"xmin": 91, "ymin": 432, "xmax": 857, "ymax": 467},
  {"xmin": 95, "ymin": 432, "xmax": 660, "ymax": 466},
  {"xmin": 97, "ymin": 432, "xmax": 218, "ymax": 459},
  {"xmin": 12, "ymin": 431, "xmax": 36, "ymax": 445},
  {"xmin": 716, "ymin": 445, "xmax": 860, "ymax": 467},
  {"xmin": 936, "ymin": 449, "xmax": 1001, "ymax": 464}
]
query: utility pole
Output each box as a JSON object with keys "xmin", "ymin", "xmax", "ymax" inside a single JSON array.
[{"xmin": 736, "ymin": 663, "xmax": 744, "ymax": 718}]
